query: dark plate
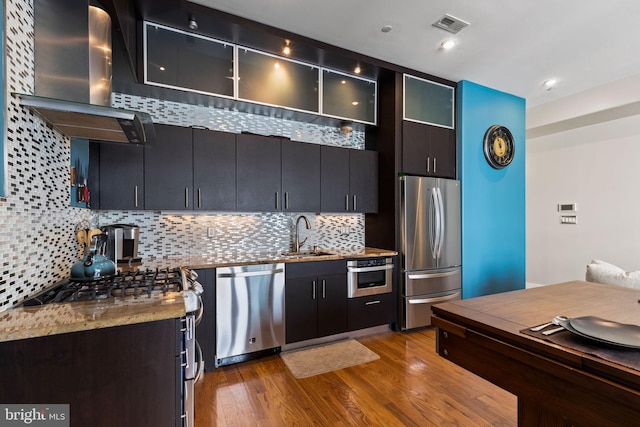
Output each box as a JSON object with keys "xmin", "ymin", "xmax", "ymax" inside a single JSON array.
[{"xmin": 558, "ymin": 317, "xmax": 640, "ymax": 349}]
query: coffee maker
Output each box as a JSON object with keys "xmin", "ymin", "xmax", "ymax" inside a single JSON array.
[{"xmin": 101, "ymin": 224, "xmax": 141, "ymax": 264}]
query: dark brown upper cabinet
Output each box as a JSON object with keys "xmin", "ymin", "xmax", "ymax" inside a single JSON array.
[
  {"xmin": 281, "ymin": 140, "xmax": 321, "ymax": 212},
  {"xmin": 193, "ymin": 128, "xmax": 237, "ymax": 211},
  {"xmin": 144, "ymin": 124, "xmax": 194, "ymax": 210},
  {"xmin": 402, "ymin": 120, "xmax": 456, "ymax": 179},
  {"xmin": 236, "ymin": 133, "xmax": 282, "ymax": 212},
  {"xmin": 98, "ymin": 143, "xmax": 144, "ymax": 210},
  {"xmin": 321, "ymin": 145, "xmax": 378, "ymax": 213}
]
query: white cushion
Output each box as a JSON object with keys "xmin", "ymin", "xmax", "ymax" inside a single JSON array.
[{"xmin": 585, "ymin": 260, "xmax": 640, "ymax": 289}]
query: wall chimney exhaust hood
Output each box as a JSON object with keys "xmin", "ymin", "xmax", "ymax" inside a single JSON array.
[
  {"xmin": 26, "ymin": 1, "xmax": 155, "ymax": 145},
  {"xmin": 15, "ymin": 93, "xmax": 154, "ymax": 145}
]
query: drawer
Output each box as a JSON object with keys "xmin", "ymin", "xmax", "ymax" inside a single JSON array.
[
  {"xmin": 348, "ymin": 293, "xmax": 395, "ymax": 331},
  {"xmin": 404, "ymin": 267, "xmax": 460, "ymax": 297}
]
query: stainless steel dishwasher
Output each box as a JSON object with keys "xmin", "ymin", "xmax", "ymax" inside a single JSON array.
[{"xmin": 215, "ymin": 263, "xmax": 285, "ymax": 366}]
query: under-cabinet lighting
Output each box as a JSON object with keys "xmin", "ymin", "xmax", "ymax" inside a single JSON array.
[{"xmin": 354, "ymin": 66, "xmax": 361, "ymax": 74}]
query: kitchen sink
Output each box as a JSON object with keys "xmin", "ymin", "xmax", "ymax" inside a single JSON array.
[{"xmin": 278, "ymin": 250, "xmax": 333, "ymax": 259}]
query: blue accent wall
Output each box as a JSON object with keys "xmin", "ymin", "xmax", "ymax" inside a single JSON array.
[{"xmin": 458, "ymin": 80, "xmax": 526, "ymax": 298}]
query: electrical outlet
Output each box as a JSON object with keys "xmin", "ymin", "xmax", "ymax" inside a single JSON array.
[
  {"xmin": 340, "ymin": 226, "xmax": 351, "ymax": 235},
  {"xmin": 207, "ymin": 227, "xmax": 216, "ymax": 237}
]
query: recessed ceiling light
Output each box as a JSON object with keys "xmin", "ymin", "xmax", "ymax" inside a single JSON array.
[
  {"xmin": 381, "ymin": 25, "xmax": 392, "ymax": 33},
  {"xmin": 543, "ymin": 79, "xmax": 558, "ymax": 90},
  {"xmin": 440, "ymin": 40, "xmax": 456, "ymax": 50},
  {"xmin": 282, "ymin": 40, "xmax": 291, "ymax": 56},
  {"xmin": 354, "ymin": 66, "xmax": 361, "ymax": 74},
  {"xmin": 352, "ymin": 101, "xmax": 359, "ymax": 106}
]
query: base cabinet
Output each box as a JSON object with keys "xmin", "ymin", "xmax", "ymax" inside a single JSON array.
[
  {"xmin": 285, "ymin": 260, "xmax": 347, "ymax": 344},
  {"xmin": 348, "ymin": 293, "xmax": 395, "ymax": 331},
  {"xmin": 0, "ymin": 320, "xmax": 182, "ymax": 427}
]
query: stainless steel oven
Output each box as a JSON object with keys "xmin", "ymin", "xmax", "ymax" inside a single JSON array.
[{"xmin": 347, "ymin": 257, "xmax": 394, "ymax": 298}]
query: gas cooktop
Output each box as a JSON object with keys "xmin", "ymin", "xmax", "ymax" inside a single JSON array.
[{"xmin": 22, "ymin": 268, "xmax": 184, "ymax": 306}]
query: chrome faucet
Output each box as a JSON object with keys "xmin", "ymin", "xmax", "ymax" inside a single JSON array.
[{"xmin": 294, "ymin": 215, "xmax": 311, "ymax": 253}]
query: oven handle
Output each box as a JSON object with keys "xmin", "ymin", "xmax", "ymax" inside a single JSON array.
[
  {"xmin": 194, "ymin": 294, "xmax": 204, "ymax": 326},
  {"xmin": 408, "ymin": 292, "xmax": 460, "ymax": 304},
  {"xmin": 347, "ymin": 264, "xmax": 394, "ymax": 273},
  {"xmin": 194, "ymin": 340, "xmax": 204, "ymax": 383},
  {"xmin": 407, "ymin": 270, "xmax": 459, "ymax": 280}
]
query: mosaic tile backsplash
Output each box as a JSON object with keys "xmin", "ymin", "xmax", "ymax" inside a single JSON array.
[{"xmin": 0, "ymin": 0, "xmax": 366, "ymax": 311}]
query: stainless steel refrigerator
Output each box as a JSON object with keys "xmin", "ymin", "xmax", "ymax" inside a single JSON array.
[{"xmin": 400, "ymin": 175, "xmax": 461, "ymax": 330}]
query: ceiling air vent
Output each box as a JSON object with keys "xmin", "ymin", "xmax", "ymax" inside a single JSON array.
[{"xmin": 432, "ymin": 14, "xmax": 470, "ymax": 34}]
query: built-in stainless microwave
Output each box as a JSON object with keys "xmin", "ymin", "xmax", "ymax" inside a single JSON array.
[{"xmin": 347, "ymin": 257, "xmax": 394, "ymax": 298}]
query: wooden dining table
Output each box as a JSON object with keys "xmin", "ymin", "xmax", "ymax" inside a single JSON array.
[{"xmin": 431, "ymin": 280, "xmax": 640, "ymax": 427}]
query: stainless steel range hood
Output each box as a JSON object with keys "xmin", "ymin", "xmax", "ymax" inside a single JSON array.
[
  {"xmin": 26, "ymin": 0, "xmax": 155, "ymax": 145},
  {"xmin": 15, "ymin": 93, "xmax": 154, "ymax": 144}
]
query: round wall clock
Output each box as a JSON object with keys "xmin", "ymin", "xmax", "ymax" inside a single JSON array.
[{"xmin": 483, "ymin": 125, "xmax": 515, "ymax": 169}]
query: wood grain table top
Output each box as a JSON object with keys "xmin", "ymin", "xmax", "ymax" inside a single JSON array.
[{"xmin": 431, "ymin": 280, "xmax": 640, "ymax": 388}]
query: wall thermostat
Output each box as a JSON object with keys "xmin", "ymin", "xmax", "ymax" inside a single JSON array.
[{"xmin": 557, "ymin": 203, "xmax": 577, "ymax": 212}]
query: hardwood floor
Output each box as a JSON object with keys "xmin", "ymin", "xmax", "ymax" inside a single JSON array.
[{"xmin": 195, "ymin": 327, "xmax": 517, "ymax": 426}]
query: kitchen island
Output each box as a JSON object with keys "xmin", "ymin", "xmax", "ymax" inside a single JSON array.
[{"xmin": 431, "ymin": 281, "xmax": 640, "ymax": 426}]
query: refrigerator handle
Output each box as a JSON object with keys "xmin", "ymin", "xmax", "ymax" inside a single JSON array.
[
  {"xmin": 432, "ymin": 187, "xmax": 442, "ymax": 259},
  {"xmin": 430, "ymin": 187, "xmax": 438, "ymax": 259},
  {"xmin": 436, "ymin": 186, "xmax": 445, "ymax": 258}
]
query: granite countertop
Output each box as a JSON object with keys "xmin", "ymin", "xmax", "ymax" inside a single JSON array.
[
  {"xmin": 136, "ymin": 247, "xmax": 398, "ymax": 270},
  {"xmin": 0, "ymin": 292, "xmax": 185, "ymax": 343},
  {"xmin": 1, "ymin": 247, "xmax": 396, "ymax": 343}
]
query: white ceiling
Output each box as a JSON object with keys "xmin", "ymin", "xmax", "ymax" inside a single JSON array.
[{"xmin": 188, "ymin": 0, "xmax": 640, "ymax": 109}]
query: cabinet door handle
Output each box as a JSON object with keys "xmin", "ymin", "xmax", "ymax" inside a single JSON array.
[
  {"xmin": 275, "ymin": 192, "xmax": 279, "ymax": 210},
  {"xmin": 353, "ymin": 195, "xmax": 357, "ymax": 211},
  {"xmin": 345, "ymin": 194, "xmax": 349, "ymax": 211},
  {"xmin": 198, "ymin": 188, "xmax": 201, "ymax": 208},
  {"xmin": 322, "ymin": 279, "xmax": 326, "ymax": 299},
  {"xmin": 285, "ymin": 192, "xmax": 289, "ymax": 210},
  {"xmin": 134, "ymin": 185, "xmax": 138, "ymax": 208},
  {"xmin": 312, "ymin": 280, "xmax": 317, "ymax": 300},
  {"xmin": 433, "ymin": 157, "xmax": 437, "ymax": 174},
  {"xmin": 365, "ymin": 300, "xmax": 381, "ymax": 305},
  {"xmin": 427, "ymin": 157, "xmax": 431, "ymax": 173},
  {"xmin": 185, "ymin": 188, "xmax": 189, "ymax": 208}
]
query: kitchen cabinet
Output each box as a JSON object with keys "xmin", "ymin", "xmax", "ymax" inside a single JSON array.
[
  {"xmin": 0, "ymin": 319, "xmax": 182, "ymax": 427},
  {"xmin": 237, "ymin": 135, "xmax": 321, "ymax": 212},
  {"xmin": 285, "ymin": 260, "xmax": 347, "ymax": 344},
  {"xmin": 347, "ymin": 292, "xmax": 395, "ymax": 331},
  {"xmin": 322, "ymin": 69, "xmax": 376, "ymax": 124},
  {"xmin": 402, "ymin": 120, "xmax": 456, "ymax": 179},
  {"xmin": 145, "ymin": 124, "xmax": 193, "ymax": 210},
  {"xmin": 193, "ymin": 128, "xmax": 236, "ymax": 211},
  {"xmin": 321, "ymin": 146, "xmax": 378, "ymax": 213},
  {"xmin": 145, "ymin": 124, "xmax": 237, "ymax": 211},
  {"xmin": 144, "ymin": 22, "xmax": 234, "ymax": 97},
  {"xmin": 281, "ymin": 140, "xmax": 320, "ymax": 212},
  {"xmin": 403, "ymin": 74, "xmax": 454, "ymax": 129},
  {"xmin": 98, "ymin": 142, "xmax": 144, "ymax": 210},
  {"xmin": 349, "ymin": 149, "xmax": 378, "ymax": 213},
  {"xmin": 236, "ymin": 133, "xmax": 282, "ymax": 212}
]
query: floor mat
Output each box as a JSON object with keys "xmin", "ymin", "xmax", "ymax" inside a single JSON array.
[{"xmin": 280, "ymin": 339, "xmax": 379, "ymax": 379}]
